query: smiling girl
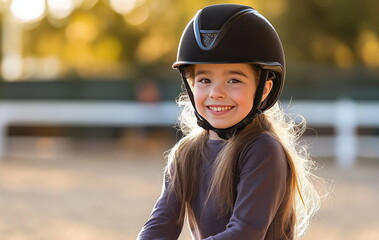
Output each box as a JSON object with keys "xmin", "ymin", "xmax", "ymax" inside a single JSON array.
[
  {"xmin": 192, "ymin": 64, "xmax": 272, "ymax": 135},
  {"xmin": 138, "ymin": 4, "xmax": 321, "ymax": 240}
]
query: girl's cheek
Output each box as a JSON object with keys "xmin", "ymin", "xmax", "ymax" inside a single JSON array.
[{"xmin": 193, "ymin": 87, "xmax": 205, "ymax": 98}]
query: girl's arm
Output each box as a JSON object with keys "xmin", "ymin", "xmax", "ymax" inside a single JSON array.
[
  {"xmin": 205, "ymin": 134, "xmax": 289, "ymax": 240},
  {"xmin": 137, "ymin": 172, "xmax": 183, "ymax": 240}
]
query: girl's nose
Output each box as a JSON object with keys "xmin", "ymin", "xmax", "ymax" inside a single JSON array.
[{"xmin": 209, "ymin": 83, "xmax": 226, "ymax": 99}]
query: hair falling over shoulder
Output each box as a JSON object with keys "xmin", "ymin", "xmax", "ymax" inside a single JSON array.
[{"xmin": 165, "ymin": 93, "xmax": 323, "ymax": 239}]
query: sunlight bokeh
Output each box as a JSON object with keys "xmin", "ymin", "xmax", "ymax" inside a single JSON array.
[
  {"xmin": 358, "ymin": 29, "xmax": 379, "ymax": 68},
  {"xmin": 47, "ymin": 0, "xmax": 76, "ymax": 20},
  {"xmin": 123, "ymin": 5, "xmax": 149, "ymax": 26},
  {"xmin": 110, "ymin": 0, "xmax": 142, "ymax": 15},
  {"xmin": 11, "ymin": 0, "xmax": 46, "ymax": 23},
  {"xmin": 0, "ymin": 0, "xmax": 377, "ymax": 81}
]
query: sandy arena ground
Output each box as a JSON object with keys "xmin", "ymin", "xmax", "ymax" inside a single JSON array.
[{"xmin": 0, "ymin": 135, "xmax": 378, "ymax": 240}]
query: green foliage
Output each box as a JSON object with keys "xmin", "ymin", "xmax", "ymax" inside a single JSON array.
[{"xmin": 1, "ymin": 0, "xmax": 379, "ymax": 80}]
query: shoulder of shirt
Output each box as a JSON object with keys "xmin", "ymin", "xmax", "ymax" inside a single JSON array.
[
  {"xmin": 245, "ymin": 132, "xmax": 283, "ymax": 152},
  {"xmin": 239, "ymin": 133, "xmax": 287, "ymax": 168}
]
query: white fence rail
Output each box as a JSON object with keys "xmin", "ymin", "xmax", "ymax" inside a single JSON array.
[
  {"xmin": 0, "ymin": 101, "xmax": 178, "ymax": 158},
  {"xmin": 282, "ymin": 99, "xmax": 379, "ymax": 168},
  {"xmin": 0, "ymin": 99, "xmax": 378, "ymax": 167}
]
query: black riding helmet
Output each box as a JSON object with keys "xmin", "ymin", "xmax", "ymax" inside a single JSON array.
[{"xmin": 173, "ymin": 4, "xmax": 285, "ymax": 139}]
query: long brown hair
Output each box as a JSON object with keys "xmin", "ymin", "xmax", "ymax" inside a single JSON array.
[{"xmin": 165, "ymin": 64, "xmax": 321, "ymax": 238}]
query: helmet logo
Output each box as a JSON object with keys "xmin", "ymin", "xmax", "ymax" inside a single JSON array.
[{"xmin": 201, "ymin": 32, "xmax": 218, "ymax": 48}]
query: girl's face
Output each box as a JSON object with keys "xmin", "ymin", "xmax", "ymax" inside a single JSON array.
[{"xmin": 192, "ymin": 64, "xmax": 272, "ymax": 138}]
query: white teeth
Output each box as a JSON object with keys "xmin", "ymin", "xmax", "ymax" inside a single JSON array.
[{"xmin": 209, "ymin": 106, "xmax": 232, "ymax": 112}]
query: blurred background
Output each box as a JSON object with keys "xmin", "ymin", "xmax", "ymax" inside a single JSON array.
[{"xmin": 0, "ymin": 0, "xmax": 378, "ymax": 239}]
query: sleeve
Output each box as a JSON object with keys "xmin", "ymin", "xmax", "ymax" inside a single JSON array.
[
  {"xmin": 204, "ymin": 134, "xmax": 289, "ymax": 240},
  {"xmin": 137, "ymin": 171, "xmax": 183, "ymax": 240}
]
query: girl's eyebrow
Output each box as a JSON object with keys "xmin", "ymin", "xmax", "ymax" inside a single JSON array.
[
  {"xmin": 194, "ymin": 70, "xmax": 248, "ymax": 78},
  {"xmin": 227, "ymin": 70, "xmax": 248, "ymax": 78},
  {"xmin": 194, "ymin": 70, "xmax": 210, "ymax": 77}
]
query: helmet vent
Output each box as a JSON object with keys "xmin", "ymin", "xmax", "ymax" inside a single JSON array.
[{"xmin": 201, "ymin": 32, "xmax": 217, "ymax": 48}]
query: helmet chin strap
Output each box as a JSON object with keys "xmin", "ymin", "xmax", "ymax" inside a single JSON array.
[{"xmin": 180, "ymin": 68, "xmax": 268, "ymax": 140}]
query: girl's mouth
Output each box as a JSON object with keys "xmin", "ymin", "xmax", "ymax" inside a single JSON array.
[{"xmin": 207, "ymin": 106, "xmax": 234, "ymax": 112}]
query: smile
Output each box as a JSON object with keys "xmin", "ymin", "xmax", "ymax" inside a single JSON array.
[{"xmin": 208, "ymin": 106, "xmax": 234, "ymax": 112}]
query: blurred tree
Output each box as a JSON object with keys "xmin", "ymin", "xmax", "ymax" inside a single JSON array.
[
  {"xmin": 0, "ymin": 0, "xmax": 378, "ymax": 82},
  {"xmin": 279, "ymin": 0, "xmax": 379, "ymax": 68}
]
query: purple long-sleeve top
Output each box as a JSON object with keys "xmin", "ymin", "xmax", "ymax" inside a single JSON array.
[{"xmin": 138, "ymin": 133, "xmax": 291, "ymax": 240}]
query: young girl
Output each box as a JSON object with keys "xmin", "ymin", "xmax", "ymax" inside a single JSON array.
[{"xmin": 138, "ymin": 4, "xmax": 321, "ymax": 240}]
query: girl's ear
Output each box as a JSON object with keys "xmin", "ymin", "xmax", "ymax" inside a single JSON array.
[{"xmin": 261, "ymin": 80, "xmax": 273, "ymax": 102}]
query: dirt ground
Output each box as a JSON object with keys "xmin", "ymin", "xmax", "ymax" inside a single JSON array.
[{"xmin": 0, "ymin": 135, "xmax": 378, "ymax": 240}]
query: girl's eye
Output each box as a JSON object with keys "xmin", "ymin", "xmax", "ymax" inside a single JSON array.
[
  {"xmin": 197, "ymin": 78, "xmax": 211, "ymax": 84},
  {"xmin": 228, "ymin": 79, "xmax": 242, "ymax": 84}
]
